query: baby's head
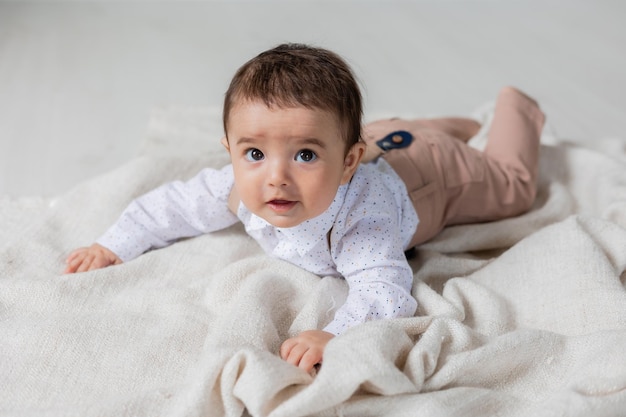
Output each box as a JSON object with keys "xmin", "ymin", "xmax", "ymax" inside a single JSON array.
[
  {"xmin": 223, "ymin": 43, "xmax": 362, "ymax": 151},
  {"xmin": 221, "ymin": 44, "xmax": 366, "ymax": 228}
]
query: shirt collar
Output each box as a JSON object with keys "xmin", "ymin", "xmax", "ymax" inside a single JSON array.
[{"xmin": 243, "ymin": 183, "xmax": 348, "ymax": 257}]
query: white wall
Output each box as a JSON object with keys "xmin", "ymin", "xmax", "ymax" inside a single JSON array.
[{"xmin": 1, "ymin": 1, "xmax": 625, "ymax": 197}]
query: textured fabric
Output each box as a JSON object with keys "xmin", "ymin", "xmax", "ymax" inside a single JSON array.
[{"xmin": 1, "ymin": 105, "xmax": 625, "ymax": 417}]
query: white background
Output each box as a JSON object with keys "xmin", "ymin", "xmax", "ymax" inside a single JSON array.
[{"xmin": 1, "ymin": 0, "xmax": 624, "ymax": 197}]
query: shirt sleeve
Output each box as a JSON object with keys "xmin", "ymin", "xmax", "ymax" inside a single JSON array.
[
  {"xmin": 323, "ymin": 212, "xmax": 418, "ymax": 336},
  {"xmin": 97, "ymin": 165, "xmax": 238, "ymax": 262}
]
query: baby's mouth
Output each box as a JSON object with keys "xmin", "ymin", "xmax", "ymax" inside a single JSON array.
[{"xmin": 267, "ymin": 199, "xmax": 296, "ymax": 212}]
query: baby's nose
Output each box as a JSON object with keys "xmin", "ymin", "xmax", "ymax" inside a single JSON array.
[{"xmin": 267, "ymin": 160, "xmax": 290, "ymax": 187}]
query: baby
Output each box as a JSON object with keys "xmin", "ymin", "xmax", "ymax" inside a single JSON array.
[{"xmin": 65, "ymin": 43, "xmax": 545, "ymax": 372}]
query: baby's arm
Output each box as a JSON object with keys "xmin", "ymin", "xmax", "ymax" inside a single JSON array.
[
  {"xmin": 324, "ymin": 213, "xmax": 417, "ymax": 336},
  {"xmin": 279, "ymin": 263, "xmax": 415, "ymax": 372},
  {"xmin": 64, "ymin": 243, "xmax": 122, "ymax": 274},
  {"xmin": 64, "ymin": 165, "xmax": 238, "ymax": 274},
  {"xmin": 278, "ymin": 213, "xmax": 417, "ymax": 371}
]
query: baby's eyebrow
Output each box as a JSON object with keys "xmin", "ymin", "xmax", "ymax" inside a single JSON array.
[
  {"xmin": 297, "ymin": 137, "xmax": 326, "ymax": 149},
  {"xmin": 235, "ymin": 137, "xmax": 259, "ymax": 146}
]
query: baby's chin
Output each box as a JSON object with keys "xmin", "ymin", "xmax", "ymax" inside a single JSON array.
[
  {"xmin": 256, "ymin": 210, "xmax": 323, "ymax": 230},
  {"xmin": 263, "ymin": 216, "xmax": 309, "ymax": 229}
]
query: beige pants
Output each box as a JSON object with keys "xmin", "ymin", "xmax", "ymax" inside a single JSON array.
[{"xmin": 363, "ymin": 87, "xmax": 546, "ymax": 248}]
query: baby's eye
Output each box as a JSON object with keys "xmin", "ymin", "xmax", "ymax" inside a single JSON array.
[
  {"xmin": 295, "ymin": 149, "xmax": 317, "ymax": 163},
  {"xmin": 245, "ymin": 148, "xmax": 264, "ymax": 161}
]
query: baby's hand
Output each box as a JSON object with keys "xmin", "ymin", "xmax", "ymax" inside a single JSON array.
[
  {"xmin": 64, "ymin": 243, "xmax": 122, "ymax": 274},
  {"xmin": 280, "ymin": 330, "xmax": 334, "ymax": 372}
]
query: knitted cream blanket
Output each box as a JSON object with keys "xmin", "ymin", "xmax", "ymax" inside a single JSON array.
[{"xmin": 1, "ymin": 106, "xmax": 625, "ymax": 417}]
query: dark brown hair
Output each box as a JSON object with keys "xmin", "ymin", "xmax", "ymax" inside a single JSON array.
[{"xmin": 223, "ymin": 43, "xmax": 363, "ymax": 149}]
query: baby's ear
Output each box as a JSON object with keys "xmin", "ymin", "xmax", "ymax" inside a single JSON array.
[
  {"xmin": 221, "ymin": 137, "xmax": 230, "ymax": 151},
  {"xmin": 341, "ymin": 142, "xmax": 366, "ymax": 184}
]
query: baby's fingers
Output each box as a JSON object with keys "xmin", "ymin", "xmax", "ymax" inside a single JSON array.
[
  {"xmin": 75, "ymin": 253, "xmax": 96, "ymax": 273},
  {"xmin": 298, "ymin": 349, "xmax": 323, "ymax": 372},
  {"xmin": 285, "ymin": 344, "xmax": 309, "ymax": 368},
  {"xmin": 280, "ymin": 338, "xmax": 309, "ymax": 367},
  {"xmin": 64, "ymin": 251, "xmax": 88, "ymax": 274},
  {"xmin": 65, "ymin": 247, "xmax": 86, "ymax": 264},
  {"xmin": 88, "ymin": 255, "xmax": 117, "ymax": 271},
  {"xmin": 279, "ymin": 338, "xmax": 297, "ymax": 360},
  {"xmin": 64, "ymin": 244, "xmax": 121, "ymax": 274}
]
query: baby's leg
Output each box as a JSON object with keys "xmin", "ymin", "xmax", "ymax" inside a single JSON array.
[
  {"xmin": 441, "ymin": 86, "xmax": 545, "ymax": 226},
  {"xmin": 361, "ymin": 87, "xmax": 544, "ymax": 247},
  {"xmin": 484, "ymin": 86, "xmax": 544, "ymax": 193},
  {"xmin": 418, "ymin": 118, "xmax": 481, "ymax": 143},
  {"xmin": 362, "ymin": 117, "xmax": 482, "ymax": 246}
]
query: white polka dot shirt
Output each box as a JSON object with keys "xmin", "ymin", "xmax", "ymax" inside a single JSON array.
[{"xmin": 97, "ymin": 160, "xmax": 419, "ymax": 335}]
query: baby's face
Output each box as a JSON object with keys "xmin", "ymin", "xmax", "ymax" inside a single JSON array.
[{"xmin": 224, "ymin": 100, "xmax": 363, "ymax": 228}]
